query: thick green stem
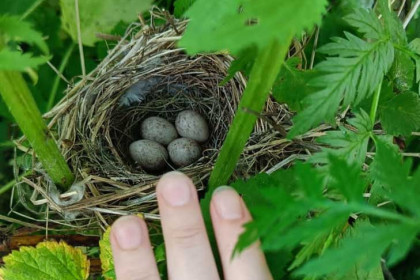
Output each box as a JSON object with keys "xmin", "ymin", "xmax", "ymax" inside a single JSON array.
[
  {"xmin": 369, "ymin": 79, "xmax": 383, "ymax": 124},
  {"xmin": 0, "ymin": 71, "xmax": 74, "ymax": 190},
  {"xmin": 208, "ymin": 39, "xmax": 291, "ymax": 190}
]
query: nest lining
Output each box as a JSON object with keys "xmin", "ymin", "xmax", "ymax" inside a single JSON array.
[{"xmin": 15, "ymin": 9, "xmax": 312, "ymax": 230}]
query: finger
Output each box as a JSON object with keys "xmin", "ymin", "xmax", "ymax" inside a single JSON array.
[
  {"xmin": 157, "ymin": 172, "xmax": 219, "ymax": 280},
  {"xmin": 111, "ymin": 216, "xmax": 160, "ymax": 280},
  {"xmin": 210, "ymin": 186, "xmax": 273, "ymax": 280}
]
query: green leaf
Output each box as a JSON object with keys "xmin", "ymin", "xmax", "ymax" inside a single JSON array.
[
  {"xmin": 344, "ymin": 8, "xmax": 384, "ymax": 40},
  {"xmin": 288, "ymin": 8, "xmax": 395, "ymax": 138},
  {"xmin": 220, "ymin": 45, "xmax": 257, "ymax": 85},
  {"xmin": 179, "ymin": 0, "xmax": 327, "ymax": 55},
  {"xmin": 388, "ymin": 50, "xmax": 415, "ymax": 93},
  {"xmin": 377, "ymin": 0, "xmax": 407, "ymax": 45},
  {"xmin": 379, "ymin": 91, "xmax": 420, "ymax": 136},
  {"xmin": 0, "ymin": 49, "xmax": 49, "ymax": 70},
  {"xmin": 272, "ymin": 57, "xmax": 318, "ymax": 111},
  {"xmin": 174, "ymin": 0, "xmax": 195, "ymax": 18},
  {"xmin": 1, "ymin": 241, "xmax": 89, "ymax": 280},
  {"xmin": 408, "ymin": 38, "xmax": 420, "ymax": 84},
  {"xmin": 297, "ymin": 223, "xmax": 416, "ymax": 277},
  {"xmin": 310, "ymin": 110, "xmax": 372, "ymax": 167},
  {"xmin": 99, "ymin": 227, "xmax": 115, "ymax": 280},
  {"xmin": 0, "ymin": 15, "xmax": 48, "ymax": 53},
  {"xmin": 371, "ymin": 137, "xmax": 420, "ymax": 216},
  {"xmin": 60, "ymin": 0, "xmax": 152, "ymax": 46}
]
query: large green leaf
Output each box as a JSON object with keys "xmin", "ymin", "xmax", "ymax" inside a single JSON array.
[
  {"xmin": 1, "ymin": 241, "xmax": 89, "ymax": 280},
  {"xmin": 60, "ymin": 0, "xmax": 152, "ymax": 46},
  {"xmin": 379, "ymin": 91, "xmax": 420, "ymax": 136},
  {"xmin": 179, "ymin": 0, "xmax": 327, "ymax": 55}
]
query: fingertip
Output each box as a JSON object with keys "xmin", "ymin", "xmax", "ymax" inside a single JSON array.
[{"xmin": 111, "ymin": 215, "xmax": 144, "ymax": 250}]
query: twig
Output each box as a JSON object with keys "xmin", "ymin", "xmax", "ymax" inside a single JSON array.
[
  {"xmin": 309, "ymin": 26, "xmax": 320, "ymax": 69},
  {"xmin": 46, "ymin": 61, "xmax": 70, "ymax": 84},
  {"xmin": 47, "ymin": 43, "xmax": 75, "ymax": 110},
  {"xmin": 398, "ymin": 0, "xmax": 407, "ymax": 16},
  {"xmin": 74, "ymin": 0, "xmax": 86, "ymax": 77},
  {"xmin": 20, "ymin": 0, "xmax": 45, "ymax": 20},
  {"xmin": 403, "ymin": 0, "xmax": 420, "ymax": 28}
]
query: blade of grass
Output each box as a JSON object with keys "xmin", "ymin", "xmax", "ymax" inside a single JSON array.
[
  {"xmin": 0, "ymin": 71, "xmax": 74, "ymax": 190},
  {"xmin": 47, "ymin": 43, "xmax": 75, "ymax": 110},
  {"xmin": 208, "ymin": 39, "xmax": 291, "ymax": 190}
]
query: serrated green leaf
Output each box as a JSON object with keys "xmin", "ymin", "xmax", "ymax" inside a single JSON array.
[
  {"xmin": 272, "ymin": 57, "xmax": 318, "ymax": 111},
  {"xmin": 179, "ymin": 0, "xmax": 327, "ymax": 55},
  {"xmin": 296, "ymin": 223, "xmax": 416, "ymax": 277},
  {"xmin": 311, "ymin": 110, "xmax": 372, "ymax": 167},
  {"xmin": 379, "ymin": 91, "xmax": 420, "ymax": 136},
  {"xmin": 99, "ymin": 227, "xmax": 115, "ymax": 280},
  {"xmin": 344, "ymin": 8, "xmax": 384, "ymax": 40},
  {"xmin": 289, "ymin": 29, "xmax": 394, "ymax": 137},
  {"xmin": 2, "ymin": 241, "xmax": 89, "ymax": 280},
  {"xmin": 0, "ymin": 15, "xmax": 48, "ymax": 53},
  {"xmin": 60, "ymin": 0, "xmax": 152, "ymax": 46},
  {"xmin": 371, "ymin": 137, "xmax": 420, "ymax": 216},
  {"xmin": 377, "ymin": 0, "xmax": 407, "ymax": 44},
  {"xmin": 0, "ymin": 49, "xmax": 49, "ymax": 70}
]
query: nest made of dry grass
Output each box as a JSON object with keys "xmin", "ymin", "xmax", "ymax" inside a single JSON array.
[{"xmin": 13, "ymin": 8, "xmax": 322, "ymax": 231}]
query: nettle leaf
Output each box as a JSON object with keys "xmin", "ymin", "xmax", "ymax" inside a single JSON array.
[
  {"xmin": 0, "ymin": 15, "xmax": 48, "ymax": 53},
  {"xmin": 99, "ymin": 227, "xmax": 115, "ymax": 280},
  {"xmin": 0, "ymin": 49, "xmax": 50, "ymax": 71},
  {"xmin": 379, "ymin": 91, "xmax": 420, "ymax": 136},
  {"xmin": 272, "ymin": 57, "xmax": 318, "ymax": 111},
  {"xmin": 179, "ymin": 0, "xmax": 328, "ymax": 55},
  {"xmin": 60, "ymin": 0, "xmax": 152, "ymax": 46},
  {"xmin": 311, "ymin": 110, "xmax": 372, "ymax": 167},
  {"xmin": 1, "ymin": 241, "xmax": 89, "ymax": 280}
]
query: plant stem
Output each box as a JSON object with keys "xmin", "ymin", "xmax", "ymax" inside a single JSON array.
[
  {"xmin": 208, "ymin": 39, "xmax": 291, "ymax": 190},
  {"xmin": 47, "ymin": 43, "xmax": 75, "ymax": 110},
  {"xmin": 20, "ymin": 0, "xmax": 45, "ymax": 20},
  {"xmin": 369, "ymin": 79, "xmax": 383, "ymax": 125},
  {"xmin": 0, "ymin": 171, "xmax": 31, "ymax": 196},
  {"xmin": 0, "ymin": 71, "xmax": 74, "ymax": 190}
]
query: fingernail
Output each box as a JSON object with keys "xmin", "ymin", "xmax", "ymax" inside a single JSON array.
[
  {"xmin": 212, "ymin": 186, "xmax": 243, "ymax": 220},
  {"xmin": 112, "ymin": 216, "xmax": 143, "ymax": 250},
  {"xmin": 159, "ymin": 171, "xmax": 191, "ymax": 206}
]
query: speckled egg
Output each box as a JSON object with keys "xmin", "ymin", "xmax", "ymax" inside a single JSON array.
[
  {"xmin": 167, "ymin": 138, "xmax": 202, "ymax": 167},
  {"xmin": 175, "ymin": 110, "xmax": 209, "ymax": 143},
  {"xmin": 141, "ymin": 116, "xmax": 178, "ymax": 146},
  {"xmin": 129, "ymin": 140, "xmax": 168, "ymax": 171}
]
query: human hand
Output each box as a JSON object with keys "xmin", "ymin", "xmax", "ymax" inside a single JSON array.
[{"xmin": 110, "ymin": 172, "xmax": 273, "ymax": 280}]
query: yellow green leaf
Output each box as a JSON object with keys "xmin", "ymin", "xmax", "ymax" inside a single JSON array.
[
  {"xmin": 60, "ymin": 0, "xmax": 152, "ymax": 46},
  {"xmin": 1, "ymin": 241, "xmax": 89, "ymax": 280},
  {"xmin": 99, "ymin": 227, "xmax": 115, "ymax": 280}
]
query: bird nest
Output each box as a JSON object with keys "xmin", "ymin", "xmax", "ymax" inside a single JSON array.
[{"xmin": 14, "ymin": 9, "xmax": 314, "ymax": 231}]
